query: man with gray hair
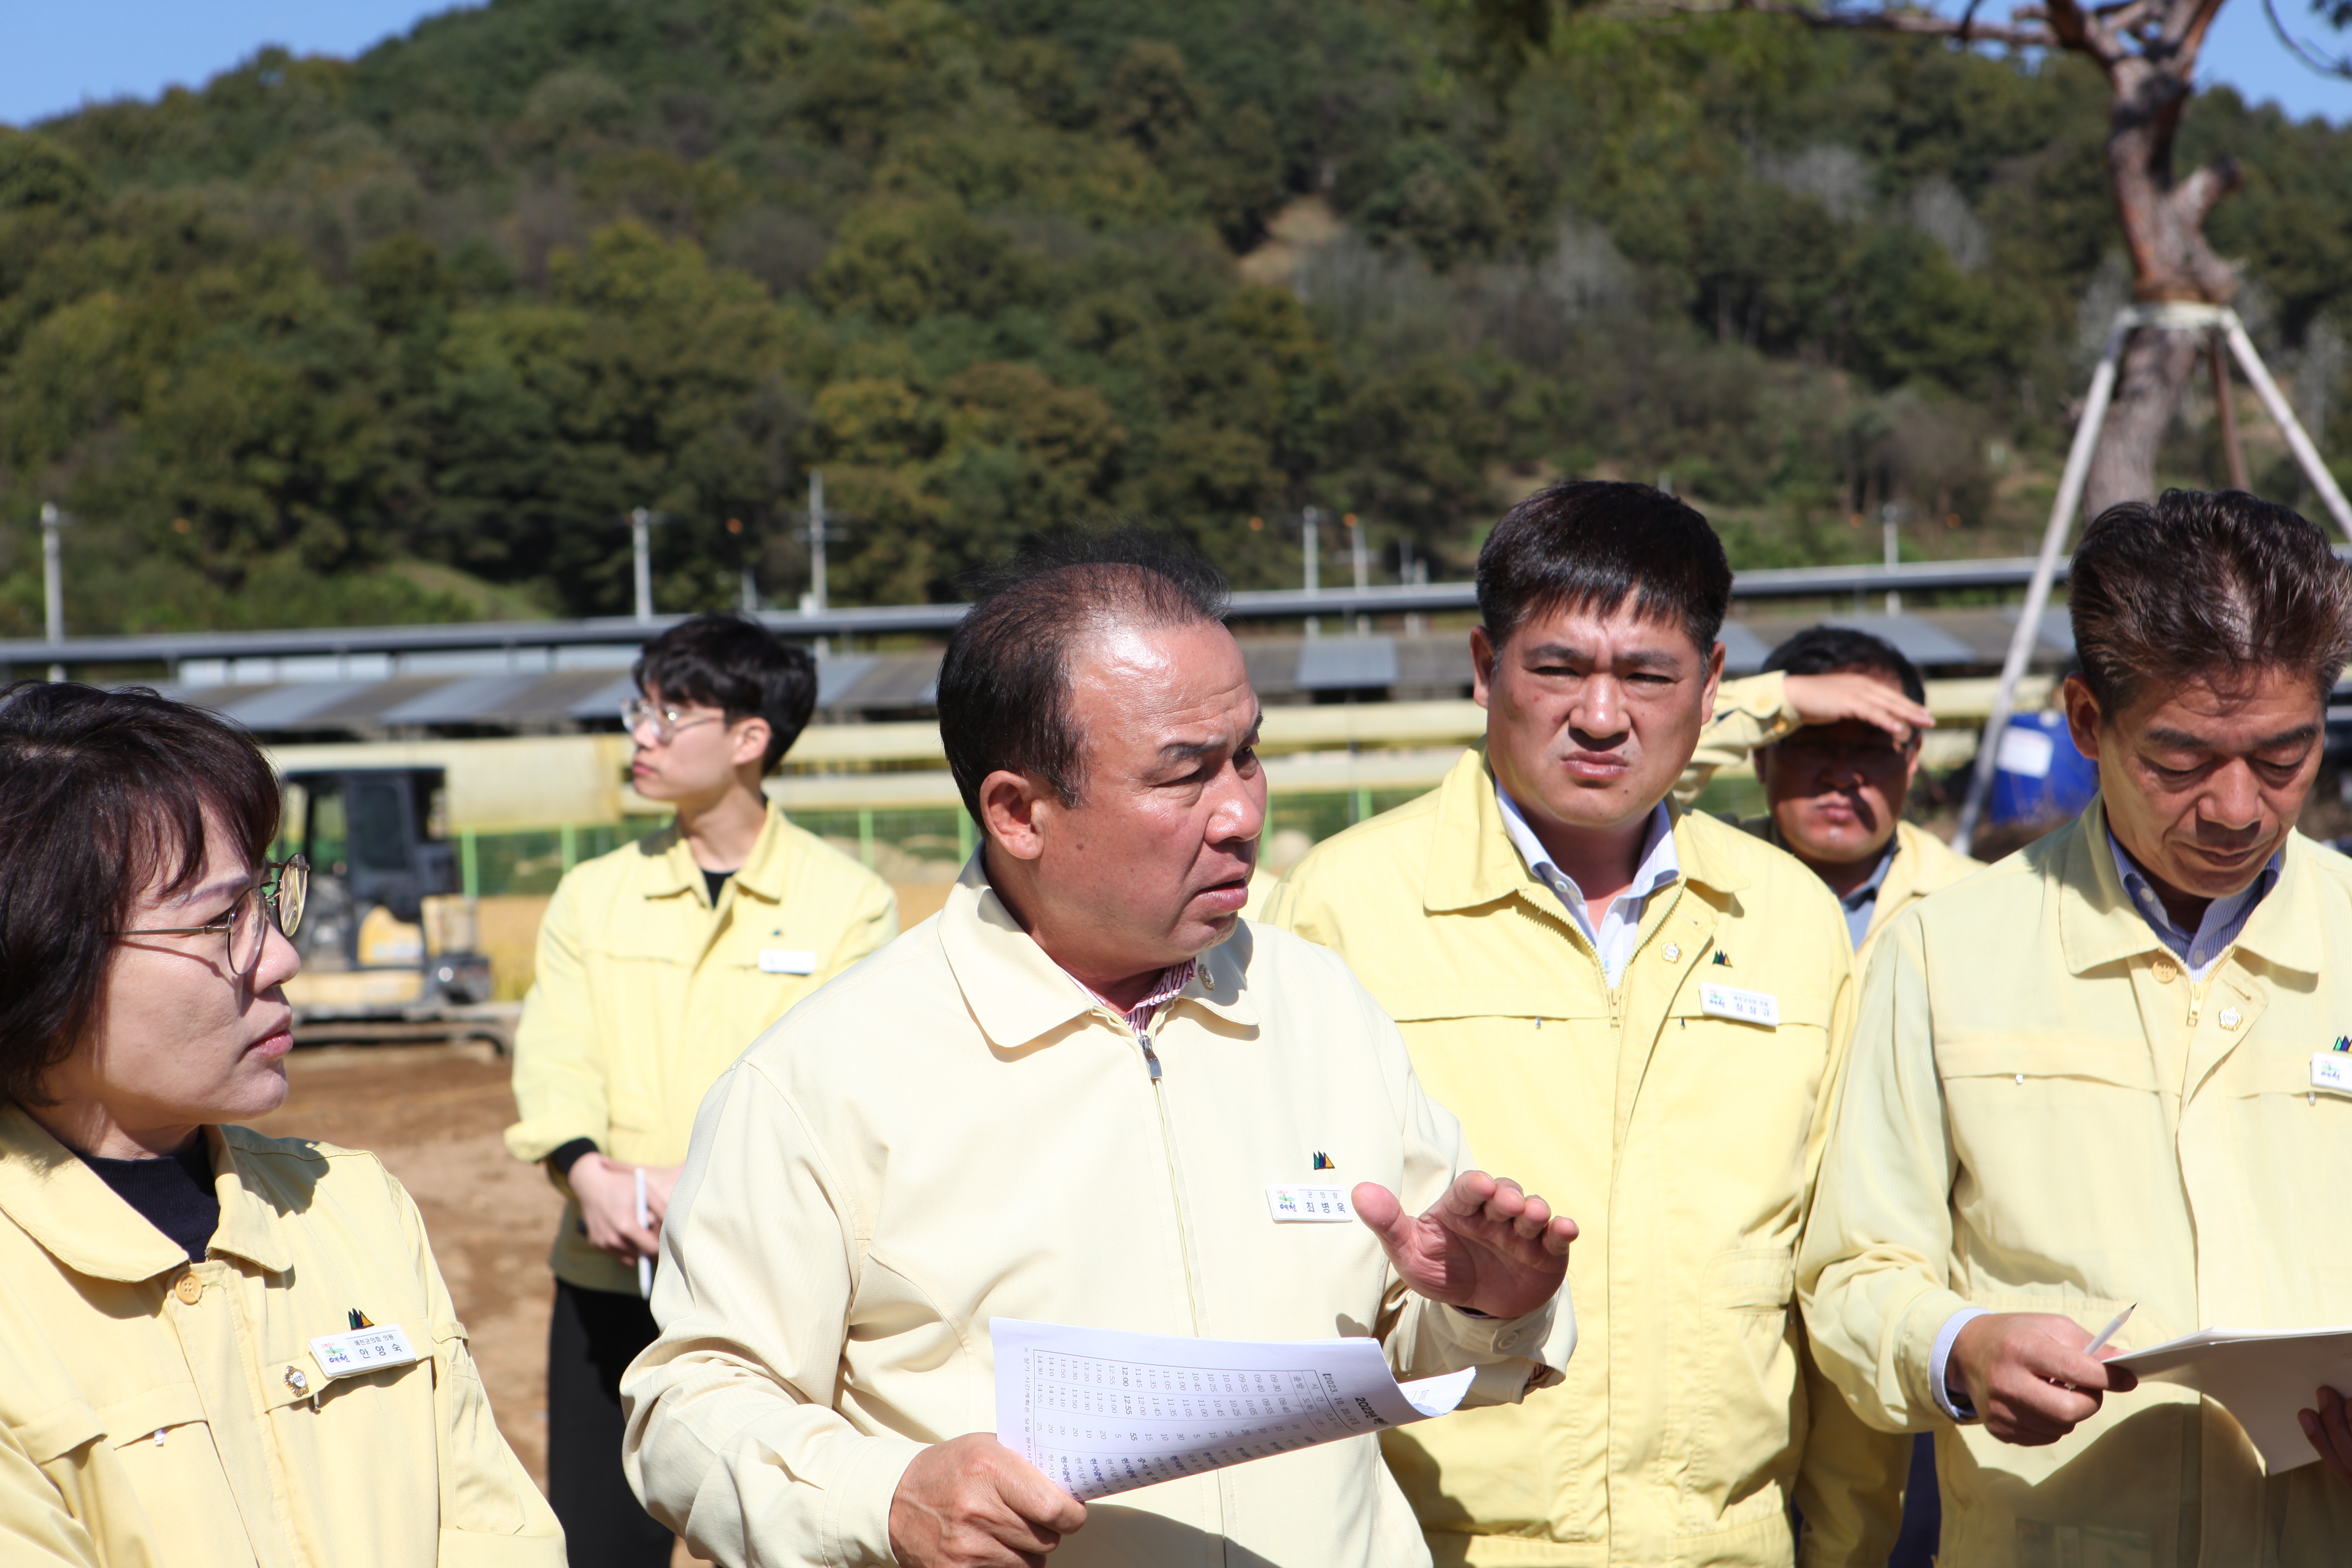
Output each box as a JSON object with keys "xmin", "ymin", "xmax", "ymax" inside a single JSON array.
[
  {"xmin": 1799, "ymin": 489, "xmax": 2352, "ymax": 1561},
  {"xmin": 622, "ymin": 535, "xmax": 1580, "ymax": 1568}
]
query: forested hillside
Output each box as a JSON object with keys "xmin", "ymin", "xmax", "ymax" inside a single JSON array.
[{"xmin": 1, "ymin": 0, "xmax": 2347, "ymax": 632}]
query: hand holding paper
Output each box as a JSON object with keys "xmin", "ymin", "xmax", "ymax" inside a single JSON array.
[{"xmin": 1352, "ymin": 1169, "xmax": 1578, "ymax": 1320}]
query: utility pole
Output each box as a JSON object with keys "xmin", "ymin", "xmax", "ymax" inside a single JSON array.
[
  {"xmin": 1346, "ymin": 512, "xmax": 1371, "ymax": 635},
  {"xmin": 805, "ymin": 470, "xmax": 829, "ymax": 616},
  {"xmin": 1399, "ymin": 538, "xmax": 1424, "ymax": 637},
  {"xmin": 41, "ymin": 503, "xmax": 67, "ymax": 681},
  {"xmin": 1300, "ymin": 505, "xmax": 1321, "ymax": 640},
  {"xmin": 1881, "ymin": 502, "xmax": 1903, "ymax": 616},
  {"xmin": 628, "ymin": 506, "xmax": 658, "ymax": 623},
  {"xmin": 727, "ymin": 517, "xmax": 757, "ymax": 612}
]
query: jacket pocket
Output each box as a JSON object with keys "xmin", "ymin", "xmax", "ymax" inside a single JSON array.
[{"xmin": 1678, "ymin": 1246, "xmax": 1801, "ymax": 1533}]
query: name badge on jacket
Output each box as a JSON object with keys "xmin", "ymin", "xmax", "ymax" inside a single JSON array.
[
  {"xmin": 758, "ymin": 949, "xmax": 818, "ymax": 975},
  {"xmin": 309, "ymin": 1323, "xmax": 419, "ymax": 1380},
  {"xmin": 1698, "ymin": 982, "xmax": 1780, "ymax": 1028},
  {"xmin": 1266, "ymin": 1184, "xmax": 1355, "ymax": 1222}
]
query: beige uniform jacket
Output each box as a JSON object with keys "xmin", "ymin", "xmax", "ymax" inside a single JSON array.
[
  {"xmin": 1265, "ymin": 748, "xmax": 1895, "ymax": 1568},
  {"xmin": 0, "ymin": 1108, "xmax": 561, "ymax": 1567},
  {"xmin": 1798, "ymin": 797, "xmax": 2352, "ymax": 1565},
  {"xmin": 505, "ymin": 802, "xmax": 896, "ymax": 1294},
  {"xmin": 1679, "ymin": 672, "xmax": 1983, "ymax": 966},
  {"xmin": 621, "ymin": 861, "xmax": 1576, "ymax": 1568}
]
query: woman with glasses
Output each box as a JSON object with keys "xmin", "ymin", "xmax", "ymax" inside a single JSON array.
[{"xmin": 0, "ymin": 681, "xmax": 562, "ymax": 1565}]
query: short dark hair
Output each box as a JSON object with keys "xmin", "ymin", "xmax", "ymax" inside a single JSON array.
[
  {"xmin": 2071, "ymin": 489, "xmax": 2352, "ymax": 717},
  {"xmin": 632, "ymin": 612, "xmax": 817, "ymax": 773},
  {"xmin": 1763, "ymin": 624, "xmax": 1928, "ymax": 707},
  {"xmin": 938, "ymin": 531, "xmax": 1231, "ymax": 823},
  {"xmin": 1477, "ymin": 481, "xmax": 1733, "ymax": 654},
  {"xmin": 0, "ymin": 682, "xmax": 281, "ymax": 1105}
]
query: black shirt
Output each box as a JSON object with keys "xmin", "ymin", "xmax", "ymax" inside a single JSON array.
[
  {"xmin": 704, "ymin": 867, "xmax": 734, "ymax": 906},
  {"xmin": 80, "ymin": 1137, "xmax": 219, "ymax": 1264}
]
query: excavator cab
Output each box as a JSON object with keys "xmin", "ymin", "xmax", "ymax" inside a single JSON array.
[{"xmin": 280, "ymin": 768, "xmax": 493, "ymax": 1022}]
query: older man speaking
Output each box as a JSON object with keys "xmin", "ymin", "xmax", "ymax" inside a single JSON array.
[{"xmin": 622, "ymin": 536, "xmax": 1579, "ymax": 1568}]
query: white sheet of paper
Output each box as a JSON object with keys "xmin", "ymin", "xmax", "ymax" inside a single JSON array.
[
  {"xmin": 991, "ymin": 1318, "xmax": 1478, "ymax": 1501},
  {"xmin": 2106, "ymin": 1323, "xmax": 2352, "ymax": 1473}
]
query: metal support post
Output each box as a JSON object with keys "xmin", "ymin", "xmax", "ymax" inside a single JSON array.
[{"xmin": 2220, "ymin": 316, "xmax": 2352, "ymax": 539}]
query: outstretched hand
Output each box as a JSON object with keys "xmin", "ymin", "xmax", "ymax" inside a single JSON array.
[{"xmin": 1354, "ymin": 1171, "xmax": 1578, "ymax": 1322}]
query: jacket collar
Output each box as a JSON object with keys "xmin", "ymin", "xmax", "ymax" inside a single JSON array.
[
  {"xmin": 0, "ymin": 1110, "xmax": 290, "ymax": 1281},
  {"xmin": 636, "ymin": 799, "xmax": 799, "ymax": 904},
  {"xmin": 1422, "ymin": 745, "xmax": 1748, "ymax": 917},
  {"xmin": 937, "ymin": 855, "xmax": 1258, "ymax": 1052},
  {"xmin": 2055, "ymin": 795, "xmax": 2321, "ymax": 977}
]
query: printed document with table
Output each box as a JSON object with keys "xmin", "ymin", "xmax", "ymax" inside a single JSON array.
[{"xmin": 993, "ymin": 1318, "xmax": 1481, "ymax": 1501}]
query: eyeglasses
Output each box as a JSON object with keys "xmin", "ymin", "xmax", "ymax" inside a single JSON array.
[
  {"xmin": 113, "ymin": 857, "xmax": 309, "ymax": 978},
  {"xmin": 622, "ymin": 697, "xmax": 723, "ymax": 745}
]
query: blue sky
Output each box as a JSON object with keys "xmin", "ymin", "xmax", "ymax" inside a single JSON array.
[{"xmin": 0, "ymin": 0, "xmax": 2344, "ymax": 129}]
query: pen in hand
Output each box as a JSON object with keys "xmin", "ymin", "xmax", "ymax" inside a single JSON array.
[
  {"xmin": 635, "ymin": 1165, "xmax": 654, "ymax": 1300},
  {"xmin": 2083, "ymin": 1303, "xmax": 2135, "ymax": 1359}
]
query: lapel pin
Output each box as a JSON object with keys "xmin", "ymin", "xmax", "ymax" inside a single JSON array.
[
  {"xmin": 1311, "ymin": 1152, "xmax": 1335, "ymax": 1171},
  {"xmin": 1712, "ymin": 951, "xmax": 1732, "ymax": 967}
]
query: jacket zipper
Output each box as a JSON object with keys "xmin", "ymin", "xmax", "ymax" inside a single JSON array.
[{"xmin": 1136, "ymin": 1023, "xmax": 1205, "ymax": 1333}]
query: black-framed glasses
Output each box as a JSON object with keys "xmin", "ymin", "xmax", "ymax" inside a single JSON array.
[
  {"xmin": 113, "ymin": 857, "xmax": 309, "ymax": 977},
  {"xmin": 621, "ymin": 696, "xmax": 722, "ymax": 745}
]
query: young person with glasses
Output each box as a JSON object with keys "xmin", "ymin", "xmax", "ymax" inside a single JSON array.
[
  {"xmin": 503, "ymin": 612, "xmax": 897, "ymax": 1567},
  {"xmin": 0, "ymin": 680, "xmax": 562, "ymax": 1565}
]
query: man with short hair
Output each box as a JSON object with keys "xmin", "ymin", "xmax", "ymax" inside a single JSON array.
[
  {"xmin": 1683, "ymin": 625, "xmax": 1978, "ymax": 965},
  {"xmin": 506, "ymin": 611, "xmax": 897, "ymax": 1567},
  {"xmin": 1268, "ymin": 482, "xmax": 1899, "ymax": 1566},
  {"xmin": 622, "ymin": 539, "xmax": 1580, "ymax": 1568},
  {"xmin": 1800, "ymin": 489, "xmax": 2352, "ymax": 1561}
]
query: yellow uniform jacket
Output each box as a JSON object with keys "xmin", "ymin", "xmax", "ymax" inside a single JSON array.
[
  {"xmin": 1266, "ymin": 748, "xmax": 1896, "ymax": 1567},
  {"xmin": 505, "ymin": 802, "xmax": 896, "ymax": 1294},
  {"xmin": 0, "ymin": 1108, "xmax": 562, "ymax": 1567},
  {"xmin": 622, "ymin": 859, "xmax": 1576, "ymax": 1568},
  {"xmin": 1799, "ymin": 797, "xmax": 2352, "ymax": 1565}
]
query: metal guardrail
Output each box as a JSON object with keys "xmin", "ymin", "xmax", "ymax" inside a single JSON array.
[{"xmin": 0, "ymin": 554, "xmax": 2073, "ymax": 669}]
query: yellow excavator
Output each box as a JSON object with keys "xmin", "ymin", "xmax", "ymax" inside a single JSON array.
[{"xmin": 278, "ymin": 768, "xmax": 503, "ymax": 1044}]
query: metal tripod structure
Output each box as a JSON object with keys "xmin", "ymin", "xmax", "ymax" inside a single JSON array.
[{"xmin": 1950, "ymin": 302, "xmax": 2352, "ymax": 856}]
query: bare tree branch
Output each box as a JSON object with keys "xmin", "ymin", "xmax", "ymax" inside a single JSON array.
[
  {"xmin": 1614, "ymin": 0, "xmax": 2054, "ymax": 47},
  {"xmin": 2262, "ymin": 0, "xmax": 2352, "ymax": 76}
]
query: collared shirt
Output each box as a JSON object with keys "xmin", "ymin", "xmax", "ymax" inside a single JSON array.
[
  {"xmin": 1838, "ymin": 837, "xmax": 1901, "ymax": 950},
  {"xmin": 1762, "ymin": 817, "xmax": 1903, "ymax": 952},
  {"xmin": 2107, "ymin": 828, "xmax": 2281, "ymax": 981},
  {"xmin": 1070, "ymin": 959, "xmax": 1198, "ymax": 1037},
  {"xmin": 622, "ymin": 858, "xmax": 1574, "ymax": 1568},
  {"xmin": 1494, "ymin": 789, "xmax": 1681, "ymax": 985},
  {"xmin": 0, "ymin": 1109, "xmax": 564, "ymax": 1565}
]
